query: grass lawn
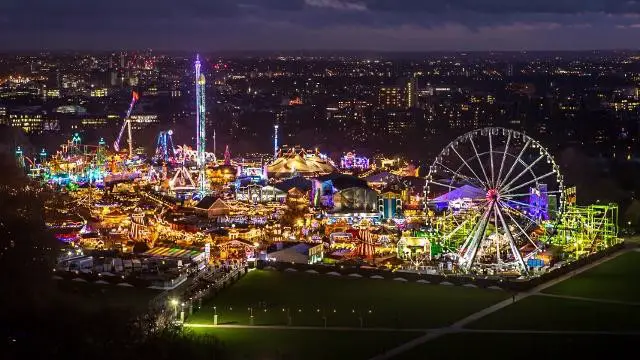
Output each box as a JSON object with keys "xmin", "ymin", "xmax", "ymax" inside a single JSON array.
[
  {"xmin": 188, "ymin": 270, "xmax": 507, "ymax": 329},
  {"xmin": 188, "ymin": 327, "xmax": 423, "ymax": 360},
  {"xmin": 392, "ymin": 332, "xmax": 640, "ymax": 359},
  {"xmin": 467, "ymin": 295, "xmax": 640, "ymax": 331},
  {"xmin": 53, "ymin": 279, "xmax": 161, "ymax": 313},
  {"xmin": 542, "ymin": 251, "xmax": 640, "ymax": 302}
]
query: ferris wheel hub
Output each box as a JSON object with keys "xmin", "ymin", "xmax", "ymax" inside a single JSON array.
[{"xmin": 486, "ymin": 188, "xmax": 499, "ymax": 201}]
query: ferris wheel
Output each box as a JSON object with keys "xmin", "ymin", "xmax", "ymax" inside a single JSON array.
[{"xmin": 425, "ymin": 127, "xmax": 565, "ymax": 275}]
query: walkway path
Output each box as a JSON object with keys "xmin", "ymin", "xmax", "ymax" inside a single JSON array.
[
  {"xmin": 368, "ymin": 248, "xmax": 631, "ymax": 360},
  {"xmin": 534, "ymin": 292, "xmax": 640, "ymax": 306},
  {"xmin": 184, "ymin": 323, "xmax": 430, "ymax": 332}
]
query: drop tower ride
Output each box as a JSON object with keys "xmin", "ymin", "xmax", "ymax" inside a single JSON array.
[{"xmin": 195, "ymin": 55, "xmax": 207, "ymax": 194}]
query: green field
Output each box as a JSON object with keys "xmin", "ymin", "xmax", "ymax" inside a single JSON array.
[
  {"xmin": 542, "ymin": 251, "xmax": 640, "ymax": 302},
  {"xmin": 189, "ymin": 328, "xmax": 422, "ymax": 360},
  {"xmin": 392, "ymin": 332, "xmax": 640, "ymax": 359},
  {"xmin": 467, "ymin": 295, "xmax": 640, "ymax": 331},
  {"xmin": 188, "ymin": 270, "xmax": 507, "ymax": 329}
]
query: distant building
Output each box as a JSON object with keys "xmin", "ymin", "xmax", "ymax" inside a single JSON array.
[
  {"xmin": 90, "ymin": 88, "xmax": 108, "ymax": 97},
  {"xmin": 8, "ymin": 113, "xmax": 43, "ymax": 134},
  {"xmin": 405, "ymin": 77, "xmax": 417, "ymax": 108},
  {"xmin": 378, "ymin": 86, "xmax": 403, "ymax": 109},
  {"xmin": 129, "ymin": 114, "xmax": 159, "ymax": 130},
  {"xmin": 194, "ymin": 196, "xmax": 232, "ymax": 218}
]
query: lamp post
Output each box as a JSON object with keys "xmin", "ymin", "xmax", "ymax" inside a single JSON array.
[
  {"xmin": 170, "ymin": 299, "xmax": 179, "ymax": 318},
  {"xmin": 321, "ymin": 308, "xmax": 327, "ymax": 328},
  {"xmin": 213, "ymin": 306, "xmax": 218, "ymax": 326},
  {"xmin": 285, "ymin": 307, "xmax": 292, "ymax": 326}
]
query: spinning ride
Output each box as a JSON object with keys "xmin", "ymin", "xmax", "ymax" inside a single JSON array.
[{"xmin": 425, "ymin": 128, "xmax": 565, "ymax": 275}]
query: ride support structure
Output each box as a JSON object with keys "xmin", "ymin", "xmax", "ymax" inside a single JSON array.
[
  {"xmin": 195, "ymin": 55, "xmax": 208, "ymax": 195},
  {"xmin": 114, "ymin": 91, "xmax": 139, "ymax": 157}
]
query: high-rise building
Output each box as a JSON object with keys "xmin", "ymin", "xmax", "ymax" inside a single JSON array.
[
  {"xmin": 405, "ymin": 77, "xmax": 417, "ymax": 109},
  {"xmin": 378, "ymin": 87, "xmax": 403, "ymax": 109},
  {"xmin": 0, "ymin": 107, "xmax": 7, "ymax": 125},
  {"xmin": 506, "ymin": 63, "xmax": 514, "ymax": 77},
  {"xmin": 9, "ymin": 114, "xmax": 43, "ymax": 134}
]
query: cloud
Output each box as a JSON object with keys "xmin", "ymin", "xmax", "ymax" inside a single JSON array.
[
  {"xmin": 2, "ymin": 0, "xmax": 640, "ymax": 50},
  {"xmin": 305, "ymin": 0, "xmax": 367, "ymax": 11}
]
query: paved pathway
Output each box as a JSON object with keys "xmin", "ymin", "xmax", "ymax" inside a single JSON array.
[
  {"xmin": 368, "ymin": 248, "xmax": 631, "ymax": 360},
  {"xmin": 184, "ymin": 323, "xmax": 431, "ymax": 332},
  {"xmin": 534, "ymin": 292, "xmax": 640, "ymax": 306},
  {"xmin": 464, "ymin": 329, "xmax": 640, "ymax": 336}
]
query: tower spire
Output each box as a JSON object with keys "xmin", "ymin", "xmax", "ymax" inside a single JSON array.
[{"xmin": 274, "ymin": 124, "xmax": 279, "ymax": 159}]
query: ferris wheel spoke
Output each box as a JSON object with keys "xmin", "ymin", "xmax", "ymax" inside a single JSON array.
[
  {"xmin": 435, "ymin": 161, "xmax": 482, "ymax": 187},
  {"xmin": 460, "ymin": 204, "xmax": 492, "ymax": 271},
  {"xmin": 451, "ymin": 146, "xmax": 487, "ymax": 189},
  {"xmin": 495, "ymin": 131, "xmax": 511, "ymax": 191},
  {"xmin": 500, "ymin": 201, "xmax": 540, "ymax": 227},
  {"xmin": 469, "ymin": 136, "xmax": 491, "ymax": 187},
  {"xmin": 502, "ymin": 197, "xmax": 542, "ymax": 209},
  {"xmin": 494, "ymin": 201, "xmax": 500, "ymax": 264},
  {"xmin": 498, "ymin": 201, "xmax": 542, "ymax": 252},
  {"xmin": 489, "ymin": 132, "xmax": 495, "ymax": 187},
  {"xmin": 502, "ymin": 190, "xmax": 564, "ymax": 199},
  {"xmin": 502, "ymin": 170, "xmax": 556, "ymax": 195},
  {"xmin": 495, "ymin": 202, "xmax": 529, "ymax": 274},
  {"xmin": 426, "ymin": 179, "xmax": 456, "ymax": 191},
  {"xmin": 497, "ymin": 138, "xmax": 530, "ymax": 189},
  {"xmin": 500, "ymin": 153, "xmax": 545, "ymax": 193}
]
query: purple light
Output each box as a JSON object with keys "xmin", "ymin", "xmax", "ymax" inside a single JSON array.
[{"xmin": 340, "ymin": 152, "xmax": 370, "ymax": 170}]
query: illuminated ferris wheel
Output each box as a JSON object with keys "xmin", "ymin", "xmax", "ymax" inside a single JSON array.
[{"xmin": 425, "ymin": 128, "xmax": 565, "ymax": 275}]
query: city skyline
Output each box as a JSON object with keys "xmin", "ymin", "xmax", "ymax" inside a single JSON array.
[{"xmin": 5, "ymin": 0, "xmax": 640, "ymax": 51}]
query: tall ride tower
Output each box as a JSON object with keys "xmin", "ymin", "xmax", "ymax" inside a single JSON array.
[
  {"xmin": 195, "ymin": 55, "xmax": 207, "ymax": 194},
  {"xmin": 273, "ymin": 124, "xmax": 279, "ymax": 159}
]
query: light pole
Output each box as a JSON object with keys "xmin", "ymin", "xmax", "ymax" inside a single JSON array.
[
  {"xmin": 320, "ymin": 308, "xmax": 327, "ymax": 328},
  {"xmin": 285, "ymin": 307, "xmax": 292, "ymax": 326},
  {"xmin": 170, "ymin": 299, "xmax": 179, "ymax": 318},
  {"xmin": 213, "ymin": 306, "xmax": 218, "ymax": 326}
]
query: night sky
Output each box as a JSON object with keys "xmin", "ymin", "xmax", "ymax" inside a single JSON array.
[{"xmin": 3, "ymin": 0, "xmax": 640, "ymax": 51}]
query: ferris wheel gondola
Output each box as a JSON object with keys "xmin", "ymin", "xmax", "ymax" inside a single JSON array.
[{"xmin": 425, "ymin": 127, "xmax": 565, "ymax": 275}]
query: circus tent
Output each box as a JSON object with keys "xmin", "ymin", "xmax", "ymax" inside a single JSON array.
[{"xmin": 267, "ymin": 147, "xmax": 336, "ymax": 179}]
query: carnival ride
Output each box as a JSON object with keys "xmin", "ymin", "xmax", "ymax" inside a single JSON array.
[
  {"xmin": 175, "ymin": 145, "xmax": 217, "ymax": 164},
  {"xmin": 425, "ymin": 127, "xmax": 566, "ymax": 275},
  {"xmin": 169, "ymin": 165, "xmax": 197, "ymax": 192},
  {"xmin": 113, "ymin": 91, "xmax": 139, "ymax": 158},
  {"xmin": 340, "ymin": 152, "xmax": 370, "ymax": 170},
  {"xmin": 45, "ymin": 134, "xmax": 112, "ymax": 185},
  {"xmin": 153, "ymin": 130, "xmax": 177, "ymax": 164},
  {"xmin": 552, "ymin": 204, "xmax": 619, "ymax": 257},
  {"xmin": 195, "ymin": 55, "xmax": 207, "ymax": 195}
]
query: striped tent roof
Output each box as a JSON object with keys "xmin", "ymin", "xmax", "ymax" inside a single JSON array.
[
  {"xmin": 143, "ymin": 247, "xmax": 203, "ymax": 260},
  {"xmin": 353, "ymin": 235, "xmax": 375, "ymax": 259},
  {"xmin": 354, "ymin": 241, "xmax": 375, "ymax": 259}
]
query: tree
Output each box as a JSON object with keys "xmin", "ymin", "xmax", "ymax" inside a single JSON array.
[{"xmin": 0, "ymin": 151, "xmax": 60, "ymax": 311}]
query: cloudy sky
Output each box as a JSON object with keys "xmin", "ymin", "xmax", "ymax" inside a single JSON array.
[{"xmin": 3, "ymin": 0, "xmax": 640, "ymax": 51}]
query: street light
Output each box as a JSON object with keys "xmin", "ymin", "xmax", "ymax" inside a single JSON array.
[{"xmin": 170, "ymin": 299, "xmax": 179, "ymax": 317}]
